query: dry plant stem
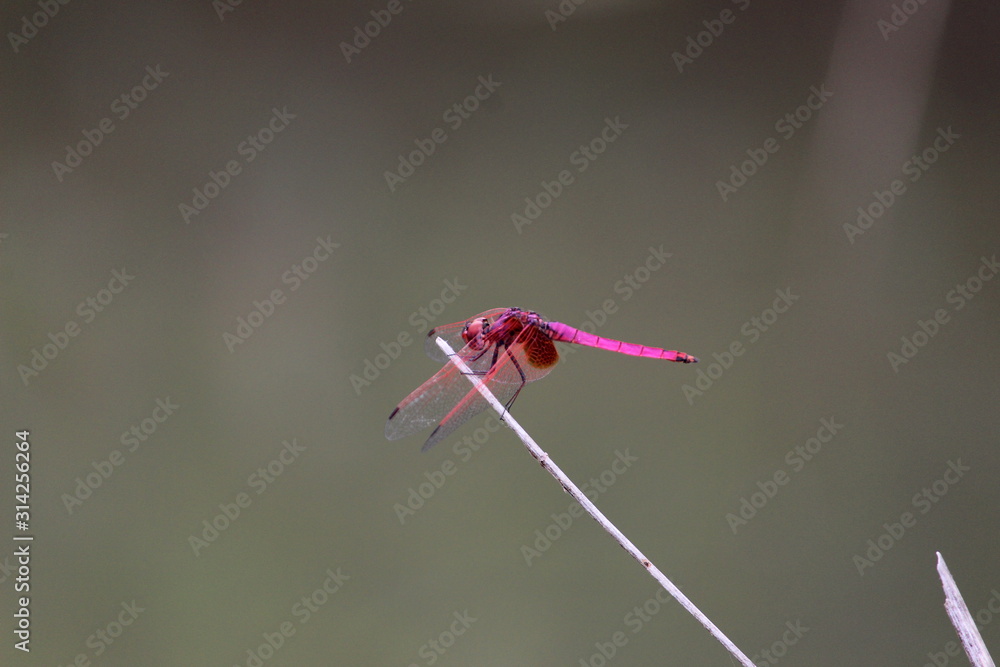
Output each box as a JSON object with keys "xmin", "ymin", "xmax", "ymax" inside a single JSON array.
[
  {"xmin": 435, "ymin": 336, "xmax": 755, "ymax": 667},
  {"xmin": 937, "ymin": 552, "xmax": 996, "ymax": 667}
]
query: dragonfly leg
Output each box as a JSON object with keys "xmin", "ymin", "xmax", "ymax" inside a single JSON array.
[
  {"xmin": 454, "ymin": 345, "xmax": 493, "ymax": 376},
  {"xmin": 496, "ymin": 343, "xmax": 528, "ymax": 419},
  {"xmin": 460, "ymin": 343, "xmax": 501, "ymax": 376}
]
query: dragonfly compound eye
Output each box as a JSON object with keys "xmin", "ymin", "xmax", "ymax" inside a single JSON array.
[{"xmin": 462, "ymin": 317, "xmax": 488, "ymax": 343}]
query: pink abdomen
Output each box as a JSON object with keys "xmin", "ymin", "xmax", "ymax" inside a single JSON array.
[{"xmin": 546, "ymin": 321, "xmax": 698, "ymax": 363}]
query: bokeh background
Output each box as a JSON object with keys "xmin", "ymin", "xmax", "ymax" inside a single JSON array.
[{"xmin": 2, "ymin": 1, "xmax": 999, "ymax": 665}]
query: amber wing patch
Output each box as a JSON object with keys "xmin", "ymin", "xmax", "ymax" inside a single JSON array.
[{"xmin": 524, "ymin": 331, "xmax": 559, "ymax": 368}]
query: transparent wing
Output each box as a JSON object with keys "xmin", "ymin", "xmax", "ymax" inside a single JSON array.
[
  {"xmin": 385, "ymin": 361, "xmax": 478, "ymax": 443},
  {"xmin": 384, "ymin": 311, "xmax": 510, "ymax": 446},
  {"xmin": 419, "ymin": 326, "xmax": 560, "ymax": 451},
  {"xmin": 385, "ymin": 327, "xmax": 510, "ymax": 444}
]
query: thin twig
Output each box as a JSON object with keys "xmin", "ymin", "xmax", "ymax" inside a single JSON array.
[
  {"xmin": 435, "ymin": 336, "xmax": 755, "ymax": 667},
  {"xmin": 937, "ymin": 552, "xmax": 996, "ymax": 667}
]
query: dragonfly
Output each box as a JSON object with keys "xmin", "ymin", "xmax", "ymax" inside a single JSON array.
[{"xmin": 385, "ymin": 307, "xmax": 698, "ymax": 452}]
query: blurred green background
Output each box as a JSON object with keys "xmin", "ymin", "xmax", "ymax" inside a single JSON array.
[{"xmin": 2, "ymin": 1, "xmax": 999, "ymax": 665}]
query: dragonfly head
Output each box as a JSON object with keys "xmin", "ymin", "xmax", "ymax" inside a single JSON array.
[{"xmin": 462, "ymin": 317, "xmax": 490, "ymax": 346}]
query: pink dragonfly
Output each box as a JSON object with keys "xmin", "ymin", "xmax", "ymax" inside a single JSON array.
[{"xmin": 385, "ymin": 308, "xmax": 698, "ymax": 451}]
